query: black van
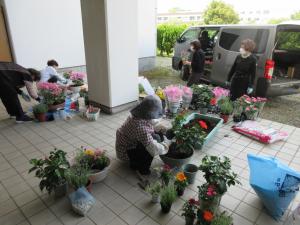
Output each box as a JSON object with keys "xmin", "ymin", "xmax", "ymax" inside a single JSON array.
[{"xmin": 172, "ymin": 23, "xmax": 300, "ymax": 97}]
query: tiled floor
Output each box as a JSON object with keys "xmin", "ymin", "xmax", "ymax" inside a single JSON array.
[{"xmin": 0, "ymin": 108, "xmax": 300, "ymax": 225}]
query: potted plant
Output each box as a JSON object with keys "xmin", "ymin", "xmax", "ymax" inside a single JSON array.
[
  {"xmin": 146, "ymin": 181, "xmax": 162, "ymax": 203},
  {"xmin": 66, "ymin": 165, "xmax": 92, "ymax": 192},
  {"xmin": 69, "ymin": 71, "xmax": 86, "ymax": 93},
  {"xmin": 29, "ymin": 149, "xmax": 70, "ymax": 198},
  {"xmin": 174, "ymin": 172, "xmax": 188, "ymax": 196},
  {"xmin": 85, "ymin": 105, "xmax": 100, "ymax": 121},
  {"xmin": 37, "ymin": 82, "xmax": 66, "ymax": 111},
  {"xmin": 198, "ymin": 183, "xmax": 220, "ymax": 213},
  {"xmin": 183, "ymin": 164, "xmax": 198, "ymax": 184},
  {"xmin": 196, "ymin": 209, "xmax": 214, "ymax": 225},
  {"xmin": 160, "ymin": 184, "xmax": 177, "ymax": 213},
  {"xmin": 218, "ymin": 97, "xmax": 233, "ymax": 123},
  {"xmin": 191, "ymin": 84, "xmax": 213, "ymax": 114},
  {"xmin": 212, "ymin": 87, "xmax": 230, "ymax": 101},
  {"xmin": 33, "ymin": 103, "xmax": 48, "ymax": 122},
  {"xmin": 160, "ymin": 164, "xmax": 173, "ymax": 186},
  {"xmin": 164, "ymin": 85, "xmax": 183, "ymax": 115},
  {"xmin": 211, "ymin": 212, "xmax": 233, "ymax": 225},
  {"xmin": 74, "ymin": 147, "xmax": 110, "ymax": 183},
  {"xmin": 182, "ymin": 198, "xmax": 199, "ymax": 225},
  {"xmin": 198, "ymin": 156, "xmax": 240, "ymax": 211}
]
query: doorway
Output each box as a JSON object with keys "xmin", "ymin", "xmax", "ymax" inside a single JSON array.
[{"xmin": 0, "ymin": 6, "xmax": 12, "ymax": 62}]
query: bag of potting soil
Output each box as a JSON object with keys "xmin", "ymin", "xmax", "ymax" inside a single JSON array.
[
  {"xmin": 232, "ymin": 120, "xmax": 288, "ymax": 144},
  {"xmin": 69, "ymin": 187, "xmax": 95, "ymax": 216},
  {"xmin": 248, "ymin": 154, "xmax": 300, "ymax": 220}
]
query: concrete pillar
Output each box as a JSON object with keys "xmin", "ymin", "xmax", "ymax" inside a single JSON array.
[{"xmin": 81, "ymin": 0, "xmax": 138, "ymax": 113}]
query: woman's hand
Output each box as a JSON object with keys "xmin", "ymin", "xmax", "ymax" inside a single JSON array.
[{"xmin": 183, "ymin": 61, "xmax": 191, "ymax": 66}]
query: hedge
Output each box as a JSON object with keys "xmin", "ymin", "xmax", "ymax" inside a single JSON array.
[{"xmin": 157, "ymin": 23, "xmax": 189, "ymax": 56}]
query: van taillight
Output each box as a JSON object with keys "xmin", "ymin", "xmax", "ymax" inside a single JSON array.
[{"xmin": 264, "ymin": 59, "xmax": 275, "ymax": 80}]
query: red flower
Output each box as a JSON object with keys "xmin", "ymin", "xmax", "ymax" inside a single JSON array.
[
  {"xmin": 203, "ymin": 210, "xmax": 214, "ymax": 222},
  {"xmin": 198, "ymin": 120, "xmax": 208, "ymax": 129},
  {"xmin": 210, "ymin": 98, "xmax": 217, "ymax": 105},
  {"xmin": 163, "ymin": 164, "xmax": 171, "ymax": 172}
]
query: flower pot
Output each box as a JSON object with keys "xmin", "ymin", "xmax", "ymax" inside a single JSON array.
[
  {"xmin": 168, "ymin": 101, "xmax": 180, "ymax": 114},
  {"xmin": 199, "ymin": 195, "xmax": 222, "ymax": 213},
  {"xmin": 54, "ymin": 181, "xmax": 68, "ymax": 198},
  {"xmin": 199, "ymin": 108, "xmax": 208, "ymax": 114},
  {"xmin": 183, "ymin": 164, "xmax": 198, "ymax": 184},
  {"xmin": 220, "ymin": 114, "xmax": 229, "ymax": 124},
  {"xmin": 185, "ymin": 216, "xmax": 195, "ymax": 225},
  {"xmin": 89, "ymin": 160, "xmax": 110, "ymax": 183},
  {"xmin": 182, "ymin": 95, "xmax": 192, "ymax": 110},
  {"xmin": 161, "ymin": 100, "xmax": 166, "ymax": 113},
  {"xmin": 160, "ymin": 149, "xmax": 194, "ymax": 169},
  {"xmin": 151, "ymin": 194, "xmax": 160, "ymax": 203},
  {"xmin": 70, "ymin": 85, "xmax": 82, "ymax": 94},
  {"xmin": 233, "ymin": 114, "xmax": 242, "ymax": 123},
  {"xmin": 86, "ymin": 179, "xmax": 92, "ymax": 193},
  {"xmin": 86, "ymin": 108, "xmax": 100, "ymax": 121},
  {"xmin": 161, "ymin": 203, "xmax": 172, "ymax": 214},
  {"xmin": 34, "ymin": 113, "xmax": 47, "ymax": 122},
  {"xmin": 245, "ymin": 111, "xmax": 258, "ymax": 120},
  {"xmin": 48, "ymin": 102, "xmax": 65, "ymax": 111},
  {"xmin": 176, "ymin": 187, "xmax": 185, "ymax": 196}
]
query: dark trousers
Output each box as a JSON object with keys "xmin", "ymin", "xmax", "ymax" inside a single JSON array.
[
  {"xmin": 230, "ymin": 77, "xmax": 249, "ymax": 101},
  {"xmin": 0, "ymin": 78, "xmax": 24, "ymax": 117},
  {"xmin": 127, "ymin": 133, "xmax": 162, "ymax": 174},
  {"xmin": 187, "ymin": 72, "xmax": 202, "ymax": 87}
]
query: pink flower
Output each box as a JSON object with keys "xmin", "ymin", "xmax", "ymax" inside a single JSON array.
[
  {"xmin": 212, "ymin": 87, "xmax": 229, "ymax": 99},
  {"xmin": 246, "ymin": 107, "xmax": 250, "ymax": 111},
  {"xmin": 70, "ymin": 71, "xmax": 86, "ymax": 81},
  {"xmin": 182, "ymin": 86, "xmax": 193, "ymax": 97},
  {"xmin": 164, "ymin": 85, "xmax": 183, "ymax": 102}
]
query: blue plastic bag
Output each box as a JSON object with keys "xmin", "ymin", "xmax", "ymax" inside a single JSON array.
[
  {"xmin": 69, "ymin": 187, "xmax": 95, "ymax": 216},
  {"xmin": 248, "ymin": 154, "xmax": 300, "ymax": 220}
]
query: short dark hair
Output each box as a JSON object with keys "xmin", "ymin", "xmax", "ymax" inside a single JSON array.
[
  {"xmin": 47, "ymin": 59, "xmax": 59, "ymax": 67},
  {"xmin": 27, "ymin": 68, "xmax": 41, "ymax": 82},
  {"xmin": 190, "ymin": 40, "xmax": 201, "ymax": 50}
]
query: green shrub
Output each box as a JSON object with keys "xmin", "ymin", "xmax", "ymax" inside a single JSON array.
[
  {"xmin": 160, "ymin": 184, "xmax": 177, "ymax": 206},
  {"xmin": 33, "ymin": 103, "xmax": 48, "ymax": 114}
]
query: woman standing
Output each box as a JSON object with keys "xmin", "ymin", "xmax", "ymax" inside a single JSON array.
[
  {"xmin": 184, "ymin": 40, "xmax": 205, "ymax": 87},
  {"xmin": 227, "ymin": 39, "xmax": 257, "ymax": 101}
]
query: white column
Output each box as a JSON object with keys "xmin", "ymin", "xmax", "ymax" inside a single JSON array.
[{"xmin": 81, "ymin": 0, "xmax": 138, "ymax": 113}]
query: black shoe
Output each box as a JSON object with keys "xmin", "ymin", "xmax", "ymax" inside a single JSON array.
[{"xmin": 16, "ymin": 115, "xmax": 33, "ymax": 123}]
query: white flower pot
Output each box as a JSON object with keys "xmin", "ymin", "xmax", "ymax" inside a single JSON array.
[
  {"xmin": 70, "ymin": 85, "xmax": 82, "ymax": 94},
  {"xmin": 89, "ymin": 160, "xmax": 110, "ymax": 183},
  {"xmin": 151, "ymin": 194, "xmax": 160, "ymax": 203}
]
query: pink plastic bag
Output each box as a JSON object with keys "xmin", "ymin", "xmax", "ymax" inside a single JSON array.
[{"xmin": 232, "ymin": 121, "xmax": 288, "ymax": 144}]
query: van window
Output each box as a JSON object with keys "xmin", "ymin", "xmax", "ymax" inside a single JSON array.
[
  {"xmin": 219, "ymin": 28, "xmax": 269, "ymax": 53},
  {"xmin": 181, "ymin": 29, "xmax": 200, "ymax": 41},
  {"xmin": 276, "ymin": 31, "xmax": 300, "ymax": 51}
]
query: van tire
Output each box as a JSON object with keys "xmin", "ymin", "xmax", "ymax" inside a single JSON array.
[{"xmin": 256, "ymin": 77, "xmax": 269, "ymax": 97}]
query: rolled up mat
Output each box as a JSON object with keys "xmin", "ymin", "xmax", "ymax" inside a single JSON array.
[{"xmin": 247, "ymin": 154, "xmax": 300, "ymax": 220}]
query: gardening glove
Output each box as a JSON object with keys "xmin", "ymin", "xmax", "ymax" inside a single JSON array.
[
  {"xmin": 162, "ymin": 135, "xmax": 172, "ymax": 147},
  {"xmin": 21, "ymin": 92, "xmax": 31, "ymax": 102},
  {"xmin": 225, "ymin": 81, "xmax": 230, "ymax": 87},
  {"xmin": 247, "ymin": 87, "xmax": 253, "ymax": 95}
]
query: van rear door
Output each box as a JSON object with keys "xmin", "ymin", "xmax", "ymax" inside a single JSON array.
[
  {"xmin": 269, "ymin": 24, "xmax": 300, "ymax": 96},
  {"xmin": 211, "ymin": 27, "xmax": 270, "ymax": 86}
]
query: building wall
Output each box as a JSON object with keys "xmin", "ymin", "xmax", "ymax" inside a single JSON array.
[{"xmin": 2, "ymin": 0, "xmax": 156, "ymax": 71}]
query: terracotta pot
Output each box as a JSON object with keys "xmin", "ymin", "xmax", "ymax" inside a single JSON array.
[
  {"xmin": 220, "ymin": 114, "xmax": 229, "ymax": 123},
  {"xmin": 34, "ymin": 113, "xmax": 47, "ymax": 122}
]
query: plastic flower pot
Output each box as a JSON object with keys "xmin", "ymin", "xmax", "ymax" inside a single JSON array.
[
  {"xmin": 168, "ymin": 101, "xmax": 180, "ymax": 114},
  {"xmin": 54, "ymin": 181, "xmax": 68, "ymax": 198},
  {"xmin": 199, "ymin": 108, "xmax": 208, "ymax": 114},
  {"xmin": 48, "ymin": 102, "xmax": 65, "ymax": 111},
  {"xmin": 161, "ymin": 203, "xmax": 172, "ymax": 214},
  {"xmin": 176, "ymin": 187, "xmax": 185, "ymax": 197},
  {"xmin": 233, "ymin": 114, "xmax": 242, "ymax": 123},
  {"xmin": 182, "ymin": 95, "xmax": 192, "ymax": 110},
  {"xmin": 151, "ymin": 194, "xmax": 160, "ymax": 203},
  {"xmin": 220, "ymin": 114, "xmax": 229, "ymax": 124},
  {"xmin": 89, "ymin": 159, "xmax": 110, "ymax": 183},
  {"xmin": 34, "ymin": 113, "xmax": 47, "ymax": 122},
  {"xmin": 185, "ymin": 216, "xmax": 195, "ymax": 225},
  {"xmin": 183, "ymin": 164, "xmax": 198, "ymax": 184},
  {"xmin": 70, "ymin": 85, "xmax": 82, "ymax": 94},
  {"xmin": 160, "ymin": 149, "xmax": 194, "ymax": 169}
]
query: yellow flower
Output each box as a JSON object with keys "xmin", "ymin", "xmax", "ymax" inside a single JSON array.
[
  {"xmin": 156, "ymin": 88, "xmax": 165, "ymax": 100},
  {"xmin": 176, "ymin": 172, "xmax": 186, "ymax": 182},
  {"xmin": 85, "ymin": 149, "xmax": 94, "ymax": 156}
]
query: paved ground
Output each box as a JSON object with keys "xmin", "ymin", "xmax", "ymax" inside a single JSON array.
[
  {"xmin": 141, "ymin": 57, "xmax": 300, "ymax": 128},
  {"xmin": 0, "ymin": 106, "xmax": 300, "ymax": 225}
]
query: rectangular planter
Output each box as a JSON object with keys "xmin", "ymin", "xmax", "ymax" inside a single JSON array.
[{"xmin": 184, "ymin": 113, "xmax": 223, "ymax": 147}]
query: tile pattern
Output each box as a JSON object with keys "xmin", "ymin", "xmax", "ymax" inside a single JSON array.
[{"xmin": 0, "ymin": 109, "xmax": 299, "ymax": 225}]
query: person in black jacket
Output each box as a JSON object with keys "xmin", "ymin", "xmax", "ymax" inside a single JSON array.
[
  {"xmin": 183, "ymin": 40, "xmax": 205, "ymax": 87},
  {"xmin": 0, "ymin": 62, "xmax": 41, "ymax": 123},
  {"xmin": 227, "ymin": 39, "xmax": 257, "ymax": 101}
]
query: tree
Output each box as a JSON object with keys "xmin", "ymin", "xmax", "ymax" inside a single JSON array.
[
  {"xmin": 291, "ymin": 11, "xmax": 300, "ymax": 20},
  {"xmin": 203, "ymin": 0, "xmax": 239, "ymax": 25}
]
